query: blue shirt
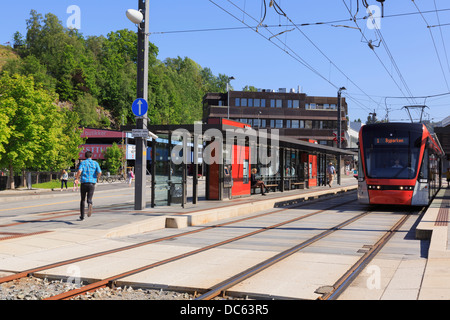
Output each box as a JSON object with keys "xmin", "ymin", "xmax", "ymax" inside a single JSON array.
[{"xmin": 78, "ymin": 158, "xmax": 102, "ymax": 183}]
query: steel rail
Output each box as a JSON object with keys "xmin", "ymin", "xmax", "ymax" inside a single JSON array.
[
  {"xmin": 45, "ymin": 198, "xmax": 356, "ymax": 300},
  {"xmin": 0, "ymin": 192, "xmax": 354, "ymax": 285},
  {"xmin": 318, "ymin": 211, "xmax": 414, "ymax": 300},
  {"xmin": 195, "ymin": 209, "xmax": 371, "ymax": 300}
]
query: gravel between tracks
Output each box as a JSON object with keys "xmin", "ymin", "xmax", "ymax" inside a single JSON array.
[{"xmin": 0, "ymin": 276, "xmax": 202, "ymax": 300}]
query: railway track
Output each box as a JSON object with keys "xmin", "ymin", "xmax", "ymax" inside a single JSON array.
[{"xmin": 0, "ymin": 191, "xmax": 421, "ymax": 300}]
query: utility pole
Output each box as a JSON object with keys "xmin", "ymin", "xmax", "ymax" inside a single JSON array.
[
  {"xmin": 135, "ymin": 0, "xmax": 149, "ymax": 210},
  {"xmin": 337, "ymin": 87, "xmax": 346, "ymax": 185}
]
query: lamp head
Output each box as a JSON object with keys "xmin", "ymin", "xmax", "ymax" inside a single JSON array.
[{"xmin": 126, "ymin": 9, "xmax": 144, "ymax": 24}]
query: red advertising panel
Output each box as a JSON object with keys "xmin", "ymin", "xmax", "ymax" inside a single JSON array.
[
  {"xmin": 79, "ymin": 144, "xmax": 126, "ymax": 160},
  {"xmin": 80, "ymin": 128, "xmax": 124, "ymax": 139}
]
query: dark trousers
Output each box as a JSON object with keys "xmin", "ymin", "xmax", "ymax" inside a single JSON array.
[{"xmin": 80, "ymin": 183, "xmax": 95, "ymax": 218}]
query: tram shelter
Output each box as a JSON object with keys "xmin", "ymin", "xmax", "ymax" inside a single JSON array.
[{"xmin": 147, "ymin": 118, "xmax": 356, "ymax": 207}]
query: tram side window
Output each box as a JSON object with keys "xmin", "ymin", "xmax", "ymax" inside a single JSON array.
[{"xmin": 419, "ymin": 147, "xmax": 428, "ymax": 181}]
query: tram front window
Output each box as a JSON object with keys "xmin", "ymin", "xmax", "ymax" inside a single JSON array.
[{"xmin": 363, "ymin": 130, "xmax": 421, "ymax": 179}]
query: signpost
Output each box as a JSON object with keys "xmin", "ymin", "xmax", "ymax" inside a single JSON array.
[
  {"xmin": 132, "ymin": 129, "xmax": 149, "ymax": 138},
  {"xmin": 127, "ymin": 0, "xmax": 156, "ymax": 210},
  {"xmin": 132, "ymin": 98, "xmax": 148, "ymax": 117}
]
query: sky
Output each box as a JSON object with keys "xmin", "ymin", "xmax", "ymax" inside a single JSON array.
[{"xmin": 1, "ymin": 0, "xmax": 450, "ymax": 124}]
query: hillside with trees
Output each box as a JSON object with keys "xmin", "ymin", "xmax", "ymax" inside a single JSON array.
[
  {"xmin": 2, "ymin": 10, "xmax": 231, "ymax": 128},
  {"xmin": 0, "ymin": 10, "xmax": 231, "ymax": 188}
]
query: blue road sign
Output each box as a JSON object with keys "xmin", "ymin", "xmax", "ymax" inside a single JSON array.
[{"xmin": 132, "ymin": 98, "xmax": 148, "ymax": 117}]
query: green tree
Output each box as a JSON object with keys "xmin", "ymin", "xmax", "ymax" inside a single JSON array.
[
  {"xmin": 7, "ymin": 10, "xmax": 234, "ymax": 130},
  {"xmin": 0, "ymin": 73, "xmax": 83, "ymax": 188},
  {"xmin": 103, "ymin": 143, "xmax": 125, "ymax": 175}
]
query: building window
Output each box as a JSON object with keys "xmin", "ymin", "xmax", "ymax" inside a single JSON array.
[
  {"xmin": 329, "ymin": 104, "xmax": 336, "ymax": 109},
  {"xmin": 291, "ymin": 120, "xmax": 299, "ymax": 128},
  {"xmin": 254, "ymin": 99, "xmax": 260, "ymax": 107},
  {"xmin": 270, "ymin": 119, "xmax": 275, "ymax": 128},
  {"xmin": 248, "ymin": 98, "xmax": 253, "ymax": 107},
  {"xmin": 305, "ymin": 120, "xmax": 312, "ymax": 129},
  {"xmin": 254, "ymin": 118, "xmax": 266, "ymax": 128},
  {"xmin": 235, "ymin": 98, "xmax": 240, "ymax": 106},
  {"xmin": 300, "ymin": 120, "xmax": 305, "ymax": 128},
  {"xmin": 287, "ymin": 100, "xmax": 299, "ymax": 108},
  {"xmin": 241, "ymin": 98, "xmax": 247, "ymax": 107},
  {"xmin": 276, "ymin": 99, "xmax": 282, "ymax": 108},
  {"xmin": 261, "ymin": 99, "xmax": 266, "ymax": 107},
  {"xmin": 275, "ymin": 119, "xmax": 283, "ymax": 128},
  {"xmin": 286, "ymin": 120, "xmax": 291, "ymax": 128},
  {"xmin": 270, "ymin": 99, "xmax": 275, "ymax": 108}
]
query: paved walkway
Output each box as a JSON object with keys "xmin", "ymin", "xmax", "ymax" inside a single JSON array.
[{"xmin": 416, "ymin": 187, "xmax": 450, "ymax": 299}]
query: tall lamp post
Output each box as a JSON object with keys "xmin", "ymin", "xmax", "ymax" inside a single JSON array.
[
  {"xmin": 337, "ymin": 86, "xmax": 346, "ymax": 185},
  {"xmin": 127, "ymin": 0, "xmax": 149, "ymax": 210},
  {"xmin": 227, "ymin": 76, "xmax": 235, "ymax": 119}
]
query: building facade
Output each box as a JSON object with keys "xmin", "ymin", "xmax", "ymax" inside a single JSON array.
[{"xmin": 203, "ymin": 88, "xmax": 348, "ymax": 147}]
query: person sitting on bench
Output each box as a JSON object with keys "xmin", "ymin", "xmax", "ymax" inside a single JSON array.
[{"xmin": 251, "ymin": 168, "xmax": 266, "ymax": 196}]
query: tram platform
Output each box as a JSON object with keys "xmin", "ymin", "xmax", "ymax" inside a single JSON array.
[
  {"xmin": 415, "ymin": 187, "xmax": 450, "ymax": 299},
  {"xmin": 0, "ymin": 176, "xmax": 357, "ymax": 284},
  {"xmin": 0, "ymin": 176, "xmax": 358, "ymax": 238}
]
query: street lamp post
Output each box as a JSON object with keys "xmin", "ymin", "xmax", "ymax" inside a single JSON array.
[
  {"xmin": 127, "ymin": 0, "xmax": 149, "ymax": 210},
  {"xmin": 227, "ymin": 76, "xmax": 235, "ymax": 119},
  {"xmin": 337, "ymin": 86, "xmax": 346, "ymax": 185}
]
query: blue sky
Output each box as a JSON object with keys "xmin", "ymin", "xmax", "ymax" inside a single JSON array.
[{"xmin": 1, "ymin": 0, "xmax": 450, "ymax": 124}]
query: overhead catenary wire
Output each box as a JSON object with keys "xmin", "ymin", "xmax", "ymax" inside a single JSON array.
[
  {"xmin": 267, "ymin": 0, "xmax": 379, "ymax": 112},
  {"xmin": 221, "ymin": 0, "xmax": 375, "ymax": 113},
  {"xmin": 341, "ymin": 0, "xmax": 418, "ymax": 109},
  {"xmin": 412, "ymin": 0, "xmax": 450, "ymax": 92},
  {"xmin": 433, "ymin": 0, "xmax": 450, "ymax": 76},
  {"xmin": 205, "ymin": 1, "xmax": 449, "ymax": 121},
  {"xmin": 149, "ymin": 7, "xmax": 450, "ymax": 35}
]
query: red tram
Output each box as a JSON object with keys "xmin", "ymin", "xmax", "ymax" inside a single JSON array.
[{"xmin": 357, "ymin": 123, "xmax": 444, "ymax": 206}]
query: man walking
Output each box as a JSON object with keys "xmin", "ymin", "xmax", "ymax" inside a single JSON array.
[{"xmin": 74, "ymin": 151, "xmax": 102, "ymax": 221}]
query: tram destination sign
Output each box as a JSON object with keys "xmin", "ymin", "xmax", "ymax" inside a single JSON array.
[{"xmin": 374, "ymin": 137, "xmax": 409, "ymax": 145}]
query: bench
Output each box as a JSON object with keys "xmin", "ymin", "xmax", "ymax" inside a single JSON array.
[{"xmin": 291, "ymin": 182, "xmax": 305, "ymax": 189}]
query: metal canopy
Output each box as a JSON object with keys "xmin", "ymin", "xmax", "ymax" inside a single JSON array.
[{"xmin": 142, "ymin": 124, "xmax": 356, "ymax": 157}]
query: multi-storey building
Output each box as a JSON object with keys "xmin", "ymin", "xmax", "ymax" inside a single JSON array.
[{"xmin": 203, "ymin": 88, "xmax": 348, "ymax": 147}]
